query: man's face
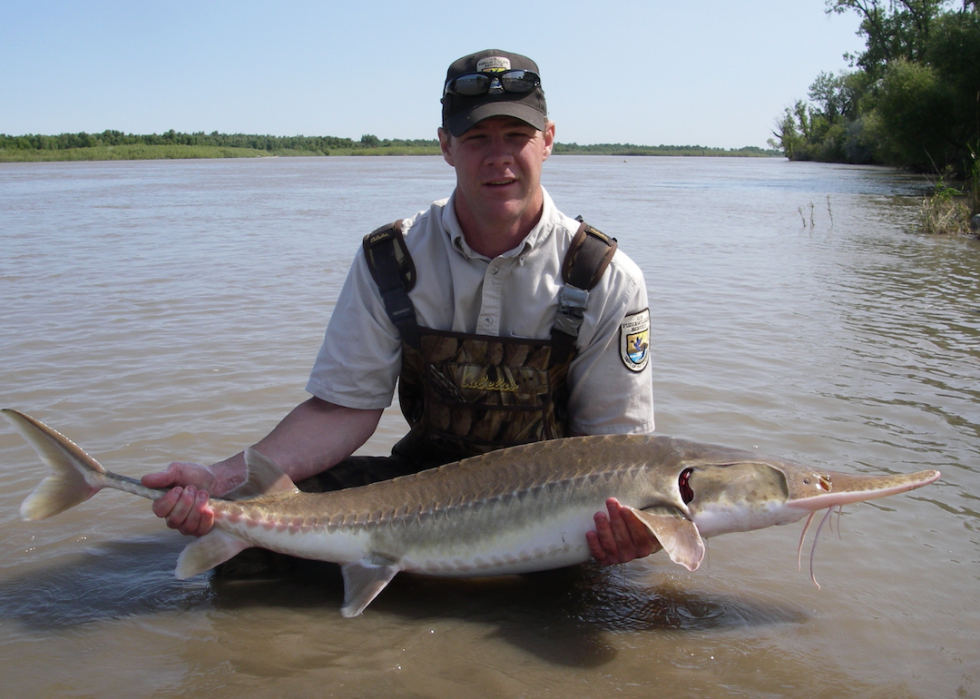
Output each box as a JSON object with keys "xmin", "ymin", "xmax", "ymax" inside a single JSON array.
[{"xmin": 439, "ymin": 116, "xmax": 555, "ymax": 241}]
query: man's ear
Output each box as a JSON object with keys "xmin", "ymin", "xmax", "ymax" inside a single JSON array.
[
  {"xmin": 542, "ymin": 121, "xmax": 555, "ymax": 160},
  {"xmin": 438, "ymin": 127, "xmax": 454, "ymax": 167}
]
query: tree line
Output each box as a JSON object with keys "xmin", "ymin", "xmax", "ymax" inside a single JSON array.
[
  {"xmin": 773, "ymin": 0, "xmax": 980, "ymax": 186},
  {"xmin": 553, "ymin": 143, "xmax": 777, "ymax": 156},
  {"xmin": 0, "ymin": 130, "xmax": 439, "ymax": 154},
  {"xmin": 0, "ymin": 130, "xmax": 780, "ymax": 159}
]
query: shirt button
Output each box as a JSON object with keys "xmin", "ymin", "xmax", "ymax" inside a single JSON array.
[
  {"xmin": 484, "ymin": 317, "xmax": 493, "ymax": 326},
  {"xmin": 490, "ymin": 266, "xmax": 499, "ymax": 275}
]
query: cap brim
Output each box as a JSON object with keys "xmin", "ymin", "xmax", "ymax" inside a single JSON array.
[{"xmin": 445, "ymin": 101, "xmax": 547, "ymax": 137}]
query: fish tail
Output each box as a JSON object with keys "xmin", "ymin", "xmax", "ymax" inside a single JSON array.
[{"xmin": 4, "ymin": 409, "xmax": 111, "ymax": 521}]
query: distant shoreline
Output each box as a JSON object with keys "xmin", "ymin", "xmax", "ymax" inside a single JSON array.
[
  {"xmin": 0, "ymin": 144, "xmax": 781, "ymax": 162},
  {"xmin": 0, "ymin": 144, "xmax": 442, "ymax": 162},
  {"xmin": 0, "ymin": 137, "xmax": 781, "ymax": 163}
]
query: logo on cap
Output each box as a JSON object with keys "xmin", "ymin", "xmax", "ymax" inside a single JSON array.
[{"xmin": 476, "ymin": 56, "xmax": 511, "ymax": 73}]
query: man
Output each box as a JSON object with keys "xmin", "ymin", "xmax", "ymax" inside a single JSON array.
[{"xmin": 144, "ymin": 49, "xmax": 659, "ymax": 567}]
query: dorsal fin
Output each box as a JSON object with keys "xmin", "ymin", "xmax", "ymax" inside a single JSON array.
[{"xmin": 222, "ymin": 447, "xmax": 300, "ymax": 501}]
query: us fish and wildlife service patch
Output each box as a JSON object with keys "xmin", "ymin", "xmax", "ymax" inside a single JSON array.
[{"xmin": 620, "ymin": 309, "xmax": 650, "ymax": 372}]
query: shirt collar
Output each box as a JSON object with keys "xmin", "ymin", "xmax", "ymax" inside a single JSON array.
[{"xmin": 444, "ymin": 187, "xmax": 558, "ymax": 261}]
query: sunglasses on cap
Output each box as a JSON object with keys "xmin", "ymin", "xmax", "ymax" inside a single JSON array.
[{"xmin": 443, "ymin": 70, "xmax": 541, "ymax": 98}]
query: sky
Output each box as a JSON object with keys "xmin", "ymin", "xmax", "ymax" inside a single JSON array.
[{"xmin": 1, "ymin": 0, "xmax": 866, "ymax": 149}]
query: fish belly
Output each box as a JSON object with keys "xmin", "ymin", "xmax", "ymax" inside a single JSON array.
[{"xmin": 394, "ymin": 502, "xmax": 601, "ymax": 577}]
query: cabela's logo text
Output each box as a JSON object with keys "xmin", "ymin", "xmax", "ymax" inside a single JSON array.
[{"xmin": 461, "ymin": 375, "xmax": 519, "ymax": 392}]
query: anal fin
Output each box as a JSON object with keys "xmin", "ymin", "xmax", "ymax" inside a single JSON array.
[
  {"xmin": 340, "ymin": 556, "xmax": 401, "ymax": 617},
  {"xmin": 624, "ymin": 505, "xmax": 705, "ymax": 572},
  {"xmin": 175, "ymin": 529, "xmax": 251, "ymax": 579}
]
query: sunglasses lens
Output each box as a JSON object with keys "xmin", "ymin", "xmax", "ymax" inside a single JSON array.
[
  {"xmin": 448, "ymin": 70, "xmax": 540, "ymax": 97},
  {"xmin": 499, "ymin": 70, "xmax": 539, "ymax": 93},
  {"xmin": 451, "ymin": 73, "xmax": 492, "ymax": 96}
]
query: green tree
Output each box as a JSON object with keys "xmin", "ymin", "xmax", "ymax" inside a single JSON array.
[
  {"xmin": 925, "ymin": 9, "xmax": 980, "ymax": 173},
  {"xmin": 777, "ymin": 0, "xmax": 979, "ymax": 180},
  {"xmin": 874, "ymin": 59, "xmax": 956, "ymax": 169},
  {"xmin": 826, "ymin": 0, "xmax": 950, "ymax": 79}
]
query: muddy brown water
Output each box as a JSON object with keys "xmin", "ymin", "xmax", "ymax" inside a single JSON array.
[{"xmin": 1, "ymin": 156, "xmax": 977, "ymax": 698}]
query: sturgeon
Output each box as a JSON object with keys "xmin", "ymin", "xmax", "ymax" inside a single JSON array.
[{"xmin": 5, "ymin": 409, "xmax": 940, "ymax": 617}]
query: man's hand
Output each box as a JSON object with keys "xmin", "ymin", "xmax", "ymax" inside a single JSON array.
[
  {"xmin": 586, "ymin": 497, "xmax": 662, "ymax": 565},
  {"xmin": 142, "ymin": 463, "xmax": 218, "ymax": 537}
]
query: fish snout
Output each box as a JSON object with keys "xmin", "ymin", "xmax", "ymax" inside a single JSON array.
[{"xmin": 784, "ymin": 468, "xmax": 941, "ymax": 510}]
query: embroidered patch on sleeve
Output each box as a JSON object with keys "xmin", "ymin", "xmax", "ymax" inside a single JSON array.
[{"xmin": 620, "ymin": 309, "xmax": 651, "ymax": 372}]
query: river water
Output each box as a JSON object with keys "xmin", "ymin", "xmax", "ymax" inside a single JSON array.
[{"xmin": 0, "ymin": 155, "xmax": 977, "ymax": 698}]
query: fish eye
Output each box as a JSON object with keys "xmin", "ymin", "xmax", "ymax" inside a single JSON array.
[{"xmin": 803, "ymin": 478, "xmax": 811, "ymax": 484}]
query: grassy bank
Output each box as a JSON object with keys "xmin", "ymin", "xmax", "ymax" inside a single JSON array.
[
  {"xmin": 0, "ymin": 144, "xmax": 278, "ymax": 161},
  {"xmin": 0, "ymin": 144, "xmax": 446, "ymax": 162},
  {"xmin": 1, "ymin": 132, "xmax": 780, "ymax": 163},
  {"xmin": 552, "ymin": 144, "xmax": 778, "ymax": 157},
  {"xmin": 336, "ymin": 146, "xmax": 441, "ymax": 156},
  {"xmin": 918, "ymin": 179, "xmax": 979, "ymax": 236},
  {"xmin": 0, "ymin": 144, "xmax": 779, "ymax": 162}
]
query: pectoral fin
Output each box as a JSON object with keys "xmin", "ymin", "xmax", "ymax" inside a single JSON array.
[
  {"xmin": 175, "ymin": 529, "xmax": 251, "ymax": 579},
  {"xmin": 624, "ymin": 506, "xmax": 705, "ymax": 572},
  {"xmin": 340, "ymin": 556, "xmax": 401, "ymax": 617}
]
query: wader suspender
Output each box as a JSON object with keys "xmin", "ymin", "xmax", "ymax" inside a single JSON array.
[
  {"xmin": 549, "ymin": 218, "xmax": 618, "ymax": 365},
  {"xmin": 362, "ymin": 221, "xmax": 420, "ymax": 349},
  {"xmin": 362, "ymin": 218, "xmax": 617, "ymax": 359}
]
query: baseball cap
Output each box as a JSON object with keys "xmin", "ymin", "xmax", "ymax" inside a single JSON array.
[{"xmin": 441, "ymin": 49, "xmax": 548, "ymax": 137}]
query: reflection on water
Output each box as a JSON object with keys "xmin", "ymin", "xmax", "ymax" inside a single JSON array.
[
  {"xmin": 0, "ymin": 156, "xmax": 978, "ymax": 698},
  {"xmin": 0, "ymin": 537, "xmax": 208, "ymax": 630}
]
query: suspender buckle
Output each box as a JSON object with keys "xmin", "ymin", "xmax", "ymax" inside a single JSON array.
[{"xmin": 553, "ymin": 284, "xmax": 590, "ymax": 338}]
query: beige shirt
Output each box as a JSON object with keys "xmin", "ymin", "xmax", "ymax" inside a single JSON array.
[{"xmin": 307, "ymin": 187, "xmax": 655, "ymax": 435}]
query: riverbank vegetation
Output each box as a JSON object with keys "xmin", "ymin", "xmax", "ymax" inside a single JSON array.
[
  {"xmin": 771, "ymin": 0, "xmax": 980, "ymax": 234},
  {"xmin": 0, "ymin": 131, "xmax": 442, "ymax": 159},
  {"xmin": 551, "ymin": 143, "xmax": 778, "ymax": 157},
  {"xmin": 0, "ymin": 129, "xmax": 780, "ymax": 163}
]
